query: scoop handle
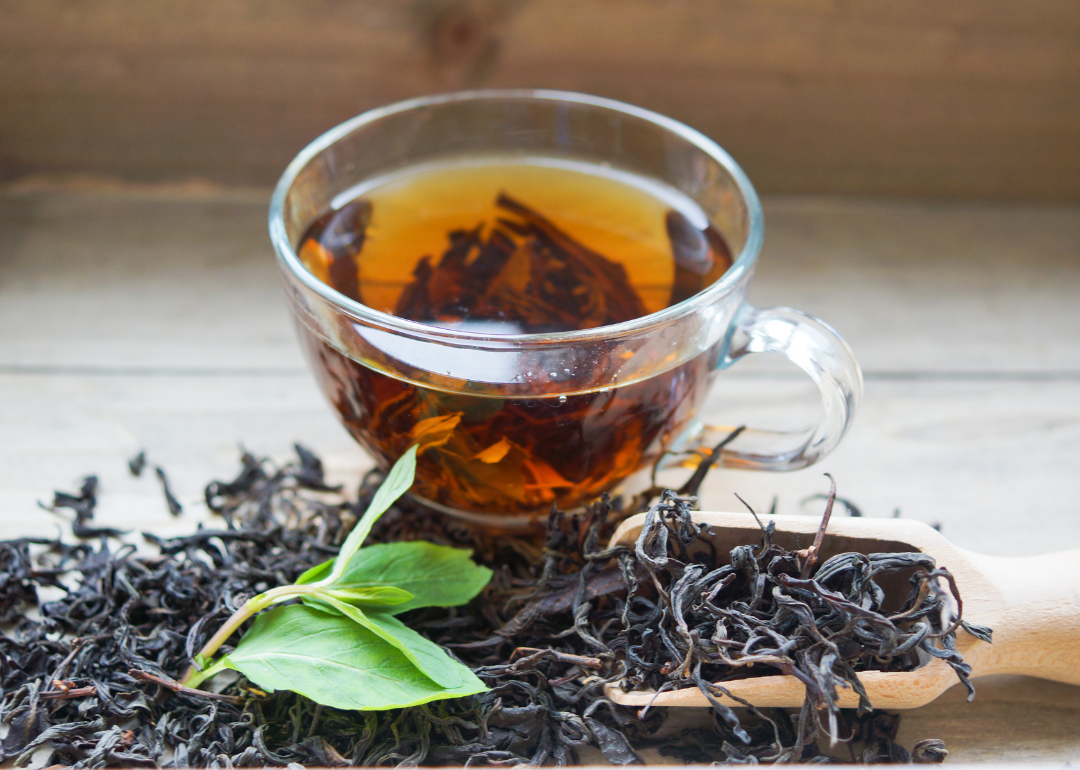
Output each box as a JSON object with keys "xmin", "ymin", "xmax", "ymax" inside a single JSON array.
[{"xmin": 962, "ymin": 549, "xmax": 1080, "ymax": 685}]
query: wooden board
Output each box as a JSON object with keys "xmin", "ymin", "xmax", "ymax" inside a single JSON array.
[
  {"xmin": 0, "ymin": 188, "xmax": 1078, "ymax": 761},
  {"xmin": 3, "ymin": 191, "xmax": 1077, "ymax": 374},
  {"xmin": 1, "ymin": 189, "xmax": 1078, "ymax": 551},
  {"xmin": 1, "ymin": 0, "xmax": 1079, "ymax": 200},
  {"xmin": 4, "ymin": 370, "xmax": 1079, "ymax": 559}
]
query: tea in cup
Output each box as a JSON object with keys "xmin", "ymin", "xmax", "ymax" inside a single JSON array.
[{"xmin": 270, "ymin": 91, "xmax": 862, "ymax": 524}]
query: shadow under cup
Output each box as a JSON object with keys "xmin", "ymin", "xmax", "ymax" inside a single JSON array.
[{"xmin": 270, "ymin": 91, "xmax": 863, "ymax": 525}]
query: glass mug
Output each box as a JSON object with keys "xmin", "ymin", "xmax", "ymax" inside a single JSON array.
[{"xmin": 270, "ymin": 90, "xmax": 862, "ymax": 526}]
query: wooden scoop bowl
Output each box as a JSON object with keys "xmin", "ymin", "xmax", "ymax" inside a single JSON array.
[{"xmin": 604, "ymin": 511, "xmax": 1080, "ymax": 710}]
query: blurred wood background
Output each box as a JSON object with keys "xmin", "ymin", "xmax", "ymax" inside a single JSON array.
[{"xmin": 2, "ymin": 0, "xmax": 1079, "ymax": 199}]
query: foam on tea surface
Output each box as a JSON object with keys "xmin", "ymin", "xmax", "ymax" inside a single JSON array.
[
  {"xmin": 298, "ymin": 157, "xmax": 731, "ymax": 333},
  {"xmin": 293, "ymin": 157, "xmax": 734, "ymax": 516}
]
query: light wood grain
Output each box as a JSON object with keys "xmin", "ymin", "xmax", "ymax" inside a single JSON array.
[
  {"xmin": 0, "ymin": 189, "xmax": 300, "ymax": 372},
  {"xmin": 693, "ymin": 376, "xmax": 1080, "ymax": 558},
  {"xmin": 2, "ymin": 373, "xmax": 1079, "ymax": 559},
  {"xmin": 1, "ymin": 1, "xmax": 1078, "ymax": 199},
  {"xmin": 0, "ymin": 372, "xmax": 356, "ymax": 542},
  {"xmin": 2, "ymin": 191, "xmax": 1077, "ymax": 374},
  {"xmin": 896, "ymin": 675, "xmax": 1080, "ymax": 763}
]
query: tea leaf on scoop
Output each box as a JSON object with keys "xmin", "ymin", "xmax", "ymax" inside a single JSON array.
[
  {"xmin": 304, "ymin": 541, "xmax": 492, "ymax": 615},
  {"xmin": 222, "ymin": 605, "xmax": 485, "ymax": 711}
]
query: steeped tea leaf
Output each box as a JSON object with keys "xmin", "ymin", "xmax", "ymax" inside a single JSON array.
[{"xmin": 222, "ymin": 604, "xmax": 485, "ymax": 711}]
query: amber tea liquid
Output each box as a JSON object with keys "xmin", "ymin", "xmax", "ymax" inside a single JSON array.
[{"xmin": 296, "ymin": 158, "xmax": 733, "ymax": 516}]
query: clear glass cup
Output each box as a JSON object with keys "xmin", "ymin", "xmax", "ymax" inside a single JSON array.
[{"xmin": 270, "ymin": 90, "xmax": 862, "ymax": 526}]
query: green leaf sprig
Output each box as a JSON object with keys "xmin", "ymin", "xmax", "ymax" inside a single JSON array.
[{"xmin": 179, "ymin": 446, "xmax": 492, "ymax": 710}]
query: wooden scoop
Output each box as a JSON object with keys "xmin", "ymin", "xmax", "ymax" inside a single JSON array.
[{"xmin": 604, "ymin": 511, "xmax": 1080, "ymax": 710}]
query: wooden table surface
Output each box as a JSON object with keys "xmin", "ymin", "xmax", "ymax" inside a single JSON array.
[{"xmin": 1, "ymin": 186, "xmax": 1078, "ymax": 762}]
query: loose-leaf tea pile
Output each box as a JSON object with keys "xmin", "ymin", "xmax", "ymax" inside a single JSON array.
[{"xmin": 0, "ymin": 445, "xmax": 983, "ymax": 766}]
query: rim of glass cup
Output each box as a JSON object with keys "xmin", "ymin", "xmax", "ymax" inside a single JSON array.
[{"xmin": 269, "ymin": 89, "xmax": 764, "ymax": 347}]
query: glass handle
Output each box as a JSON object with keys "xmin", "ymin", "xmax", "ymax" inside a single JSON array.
[{"xmin": 717, "ymin": 304, "xmax": 863, "ymax": 471}]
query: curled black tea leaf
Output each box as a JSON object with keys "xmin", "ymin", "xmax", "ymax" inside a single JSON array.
[
  {"xmin": 154, "ymin": 466, "xmax": 183, "ymax": 517},
  {"xmin": 42, "ymin": 475, "xmax": 129, "ymax": 539},
  {"xmin": 128, "ymin": 450, "xmax": 147, "ymax": 477},
  {"xmin": 912, "ymin": 738, "xmax": 949, "ymax": 763}
]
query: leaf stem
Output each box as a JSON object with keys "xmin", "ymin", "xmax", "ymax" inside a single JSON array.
[
  {"xmin": 179, "ymin": 583, "xmax": 323, "ymax": 686},
  {"xmin": 154, "ymin": 660, "xmax": 234, "ymax": 695}
]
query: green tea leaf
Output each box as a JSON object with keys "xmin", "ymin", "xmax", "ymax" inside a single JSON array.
[
  {"xmin": 363, "ymin": 611, "xmax": 481, "ymax": 690},
  {"xmin": 326, "ymin": 445, "xmax": 417, "ymax": 584},
  {"xmin": 324, "ymin": 585, "xmax": 413, "ymax": 606},
  {"xmin": 222, "ymin": 604, "xmax": 485, "ymax": 711},
  {"xmin": 310, "ymin": 595, "xmax": 477, "ymax": 689},
  {"xmin": 329, "ymin": 541, "xmax": 492, "ymax": 615},
  {"xmin": 294, "ymin": 559, "xmax": 332, "ymax": 586}
]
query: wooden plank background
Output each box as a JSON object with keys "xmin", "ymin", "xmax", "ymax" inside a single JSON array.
[
  {"xmin": 2, "ymin": 0, "xmax": 1079, "ymax": 199},
  {"xmin": 1, "ymin": 188, "xmax": 1078, "ymax": 760},
  {"xmin": 3, "ymin": 189, "xmax": 1078, "ymax": 557}
]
